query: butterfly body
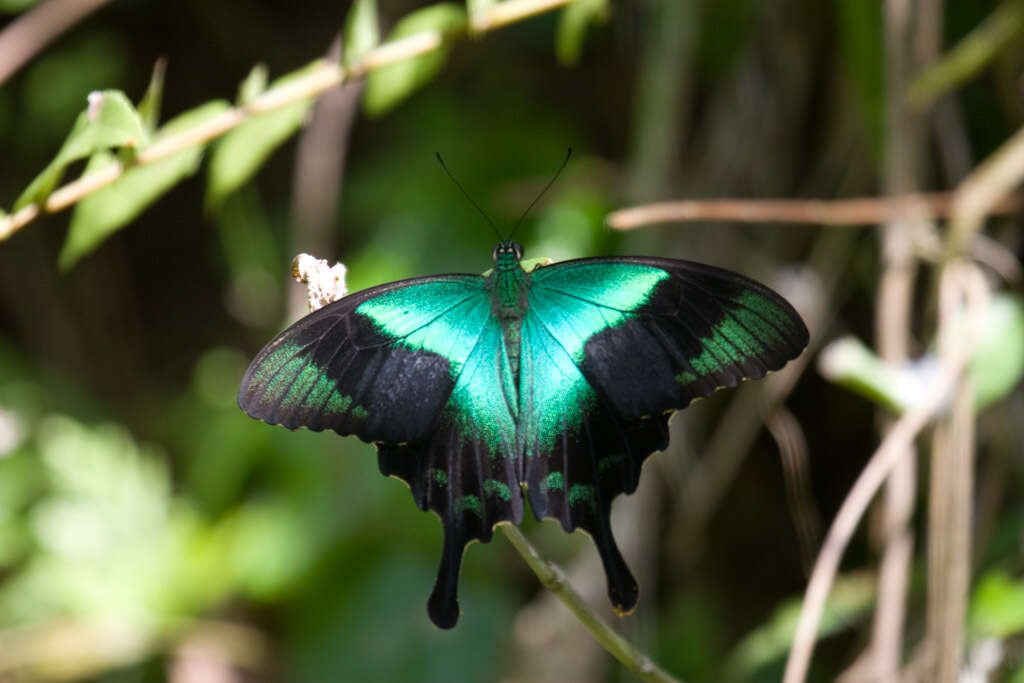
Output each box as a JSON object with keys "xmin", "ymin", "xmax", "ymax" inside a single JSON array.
[{"xmin": 239, "ymin": 241, "xmax": 809, "ymax": 628}]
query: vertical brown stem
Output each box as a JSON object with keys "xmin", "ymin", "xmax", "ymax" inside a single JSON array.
[
  {"xmin": 925, "ymin": 264, "xmax": 982, "ymax": 682},
  {"xmin": 870, "ymin": 0, "xmax": 936, "ymax": 676}
]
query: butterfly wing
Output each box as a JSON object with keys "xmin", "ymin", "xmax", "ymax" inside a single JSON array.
[
  {"xmin": 521, "ymin": 257, "xmax": 808, "ymax": 614},
  {"xmin": 238, "ymin": 274, "xmax": 522, "ymax": 628}
]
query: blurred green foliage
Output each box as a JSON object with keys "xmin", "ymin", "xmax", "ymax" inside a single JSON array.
[{"xmin": 1, "ymin": 0, "xmax": 1024, "ymax": 681}]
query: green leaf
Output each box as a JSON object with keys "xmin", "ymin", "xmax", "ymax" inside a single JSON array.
[
  {"xmin": 237, "ymin": 64, "xmax": 268, "ymax": 106},
  {"xmin": 343, "ymin": 0, "xmax": 380, "ymax": 69},
  {"xmin": 14, "ymin": 90, "xmax": 147, "ymax": 211},
  {"xmin": 836, "ymin": 0, "xmax": 883, "ymax": 150},
  {"xmin": 820, "ymin": 295, "xmax": 1024, "ymax": 413},
  {"xmin": 724, "ymin": 572, "xmax": 875, "ymax": 679},
  {"xmin": 969, "ymin": 569, "xmax": 1024, "ymax": 638},
  {"xmin": 466, "ymin": 0, "xmax": 496, "ymax": 18},
  {"xmin": 968, "ymin": 293, "xmax": 1024, "ymax": 410},
  {"xmin": 817, "ymin": 336, "xmax": 926, "ymax": 412},
  {"xmin": 555, "ymin": 0, "xmax": 609, "ymax": 66},
  {"xmin": 363, "ymin": 3, "xmax": 467, "ymax": 116},
  {"xmin": 0, "ymin": 0, "xmax": 41, "ymax": 13},
  {"xmin": 59, "ymin": 100, "xmax": 230, "ymax": 269},
  {"xmin": 136, "ymin": 59, "xmax": 166, "ymax": 133},
  {"xmin": 205, "ymin": 62, "xmax": 323, "ymax": 209}
]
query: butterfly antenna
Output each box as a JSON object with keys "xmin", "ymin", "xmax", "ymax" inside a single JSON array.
[
  {"xmin": 435, "ymin": 152, "xmax": 503, "ymax": 242},
  {"xmin": 508, "ymin": 147, "xmax": 572, "ymax": 242}
]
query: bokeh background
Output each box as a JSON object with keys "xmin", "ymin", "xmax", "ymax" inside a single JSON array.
[{"xmin": 1, "ymin": 0, "xmax": 1023, "ymax": 681}]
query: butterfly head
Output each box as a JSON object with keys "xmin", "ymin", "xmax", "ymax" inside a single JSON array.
[{"xmin": 492, "ymin": 241, "xmax": 523, "ymax": 263}]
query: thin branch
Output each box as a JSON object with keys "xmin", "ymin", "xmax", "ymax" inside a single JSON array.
[
  {"xmin": 781, "ymin": 354, "xmax": 963, "ymax": 683},
  {"xmin": 767, "ymin": 408, "xmax": 821, "ymax": 576},
  {"xmin": 949, "ymin": 122, "xmax": 1024, "ymax": 255},
  {"xmin": 0, "ymin": 0, "xmax": 576, "ymax": 242},
  {"xmin": 498, "ymin": 524, "xmax": 681, "ymax": 683},
  {"xmin": 471, "ymin": 0, "xmax": 574, "ymax": 32},
  {"xmin": 925, "ymin": 264, "xmax": 984, "ymax": 683},
  {"xmin": 0, "ymin": 0, "xmax": 114, "ymax": 86},
  {"xmin": 605, "ymin": 192, "xmax": 1021, "ymax": 230}
]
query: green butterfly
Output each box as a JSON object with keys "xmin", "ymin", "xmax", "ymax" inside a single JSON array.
[{"xmin": 238, "ymin": 238, "xmax": 808, "ymax": 628}]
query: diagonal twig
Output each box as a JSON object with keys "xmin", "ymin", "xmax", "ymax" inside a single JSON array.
[
  {"xmin": 0, "ymin": 0, "xmax": 576, "ymax": 242},
  {"xmin": 499, "ymin": 524, "xmax": 682, "ymax": 683},
  {"xmin": 781, "ymin": 352, "xmax": 963, "ymax": 683}
]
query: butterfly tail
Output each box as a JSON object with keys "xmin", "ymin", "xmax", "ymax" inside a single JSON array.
[
  {"xmin": 379, "ymin": 419, "xmax": 523, "ymax": 629},
  {"xmin": 428, "ymin": 523, "xmax": 466, "ymax": 629},
  {"xmin": 593, "ymin": 514, "xmax": 640, "ymax": 615}
]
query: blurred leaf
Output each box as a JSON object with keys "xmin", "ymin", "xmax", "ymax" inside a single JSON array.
[
  {"xmin": 213, "ymin": 188, "xmax": 284, "ymax": 327},
  {"xmin": 819, "ymin": 295, "xmax": 1024, "ymax": 413},
  {"xmin": 0, "ymin": 0, "xmax": 41, "ymax": 11},
  {"xmin": 969, "ymin": 569, "xmax": 1024, "ymax": 638},
  {"xmin": 0, "ymin": 448, "xmax": 43, "ymax": 514},
  {"xmin": 229, "ymin": 498, "xmax": 318, "ymax": 600},
  {"xmin": 287, "ymin": 556, "xmax": 512, "ymax": 683},
  {"xmin": 14, "ymin": 90, "xmax": 147, "ymax": 211},
  {"xmin": 343, "ymin": 0, "xmax": 380, "ymax": 69},
  {"xmin": 18, "ymin": 34, "xmax": 126, "ymax": 152},
  {"xmin": 0, "ymin": 450, "xmax": 42, "ymax": 570},
  {"xmin": 724, "ymin": 572, "xmax": 875, "ymax": 680},
  {"xmin": 363, "ymin": 3, "xmax": 467, "ymax": 116},
  {"xmin": 969, "ymin": 293, "xmax": 1024, "ymax": 410},
  {"xmin": 656, "ymin": 588, "xmax": 728, "ymax": 681},
  {"xmin": 136, "ymin": 58, "xmax": 167, "ymax": 133},
  {"xmin": 205, "ymin": 62, "xmax": 322, "ymax": 209},
  {"xmin": 697, "ymin": 0, "xmax": 752, "ymax": 76},
  {"xmin": 466, "ymin": 0, "xmax": 496, "ymax": 17},
  {"xmin": 1012, "ymin": 664, "xmax": 1024, "ymax": 683},
  {"xmin": 817, "ymin": 335, "xmax": 933, "ymax": 412},
  {"xmin": 555, "ymin": 0, "xmax": 608, "ymax": 66},
  {"xmin": 836, "ymin": 0, "xmax": 883, "ymax": 148},
  {"xmin": 908, "ymin": 0, "xmax": 1024, "ymax": 108},
  {"xmin": 60, "ymin": 100, "xmax": 230, "ymax": 269},
  {"xmin": 237, "ymin": 64, "xmax": 269, "ymax": 106},
  {"xmin": 0, "ymin": 416, "xmax": 175, "ymax": 623},
  {"xmin": 193, "ymin": 347, "xmax": 250, "ymax": 410}
]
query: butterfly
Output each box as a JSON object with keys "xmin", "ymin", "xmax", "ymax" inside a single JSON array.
[{"xmin": 237, "ymin": 238, "xmax": 809, "ymax": 629}]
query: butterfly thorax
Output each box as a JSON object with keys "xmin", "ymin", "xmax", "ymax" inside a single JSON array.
[{"xmin": 487, "ymin": 248, "xmax": 530, "ymax": 383}]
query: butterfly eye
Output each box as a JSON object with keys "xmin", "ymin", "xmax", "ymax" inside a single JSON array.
[
  {"xmin": 512, "ymin": 242, "xmax": 523, "ymax": 259},
  {"xmin": 491, "ymin": 244, "xmax": 501, "ymax": 261}
]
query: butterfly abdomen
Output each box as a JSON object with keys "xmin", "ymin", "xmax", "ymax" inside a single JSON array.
[{"xmin": 487, "ymin": 259, "xmax": 530, "ymax": 388}]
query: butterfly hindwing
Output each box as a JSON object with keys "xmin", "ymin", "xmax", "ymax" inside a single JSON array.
[
  {"xmin": 376, "ymin": 307, "xmax": 523, "ymax": 628},
  {"xmin": 239, "ymin": 274, "xmax": 524, "ymax": 628},
  {"xmin": 519, "ymin": 306, "xmax": 670, "ymax": 613},
  {"xmin": 521, "ymin": 257, "xmax": 808, "ymax": 611}
]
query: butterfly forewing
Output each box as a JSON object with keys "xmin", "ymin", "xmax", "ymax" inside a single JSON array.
[{"xmin": 531, "ymin": 256, "xmax": 809, "ymax": 418}]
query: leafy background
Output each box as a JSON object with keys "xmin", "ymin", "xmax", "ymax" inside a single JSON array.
[{"xmin": 0, "ymin": 0, "xmax": 1023, "ymax": 681}]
